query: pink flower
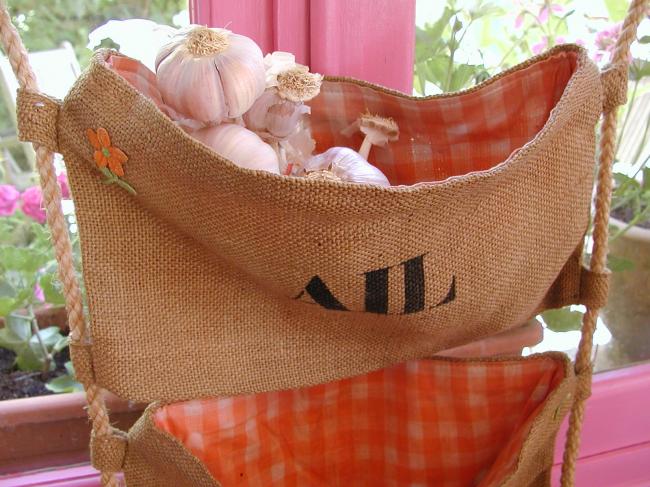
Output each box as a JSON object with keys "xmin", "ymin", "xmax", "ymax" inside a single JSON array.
[
  {"xmin": 21, "ymin": 186, "xmax": 46, "ymax": 224},
  {"xmin": 0, "ymin": 184, "xmax": 20, "ymax": 216},
  {"xmin": 537, "ymin": 6, "xmax": 549, "ymax": 23},
  {"xmin": 57, "ymin": 172, "xmax": 70, "ymax": 199},
  {"xmin": 555, "ymin": 36, "xmax": 566, "ymax": 44},
  {"xmin": 595, "ymin": 22, "xmax": 622, "ymax": 53},
  {"xmin": 515, "ymin": 12, "xmax": 525, "ymax": 29},
  {"xmin": 537, "ymin": 4, "xmax": 564, "ymax": 23},
  {"xmin": 532, "ymin": 36, "xmax": 548, "ymax": 55},
  {"xmin": 33, "ymin": 282, "xmax": 45, "ymax": 302}
]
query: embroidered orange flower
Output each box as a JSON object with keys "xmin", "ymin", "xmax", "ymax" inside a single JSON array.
[{"xmin": 86, "ymin": 127, "xmax": 128, "ymax": 177}]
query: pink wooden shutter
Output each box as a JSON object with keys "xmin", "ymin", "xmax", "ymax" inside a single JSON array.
[{"xmin": 189, "ymin": 0, "xmax": 415, "ymax": 93}]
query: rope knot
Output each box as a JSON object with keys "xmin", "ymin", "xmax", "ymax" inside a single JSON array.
[
  {"xmin": 91, "ymin": 428, "xmax": 128, "ymax": 473},
  {"xmin": 601, "ymin": 62, "xmax": 628, "ymax": 113},
  {"xmin": 16, "ymin": 89, "xmax": 61, "ymax": 152}
]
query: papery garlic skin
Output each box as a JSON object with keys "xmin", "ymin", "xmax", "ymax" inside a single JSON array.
[
  {"xmin": 285, "ymin": 118, "xmax": 316, "ymax": 170},
  {"xmin": 192, "ymin": 124, "xmax": 280, "ymax": 174},
  {"xmin": 243, "ymin": 91, "xmax": 310, "ymax": 140},
  {"xmin": 304, "ymin": 147, "xmax": 389, "ymax": 186},
  {"xmin": 155, "ymin": 26, "xmax": 265, "ymax": 125},
  {"xmin": 264, "ymin": 51, "xmax": 297, "ymax": 88}
]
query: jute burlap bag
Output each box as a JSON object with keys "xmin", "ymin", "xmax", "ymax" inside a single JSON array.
[{"xmin": 1, "ymin": 0, "xmax": 646, "ymax": 484}]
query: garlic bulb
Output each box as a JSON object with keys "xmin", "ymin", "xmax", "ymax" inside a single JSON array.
[
  {"xmin": 263, "ymin": 51, "xmax": 298, "ymax": 88},
  {"xmin": 304, "ymin": 147, "xmax": 389, "ymax": 186},
  {"xmin": 155, "ymin": 26, "xmax": 265, "ymax": 125},
  {"xmin": 342, "ymin": 113, "xmax": 399, "ymax": 161},
  {"xmin": 244, "ymin": 53, "xmax": 322, "ymax": 175},
  {"xmin": 243, "ymin": 90, "xmax": 310, "ymax": 140},
  {"xmin": 192, "ymin": 124, "xmax": 280, "ymax": 174}
]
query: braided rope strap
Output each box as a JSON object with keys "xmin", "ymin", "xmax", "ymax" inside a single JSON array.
[
  {"xmin": 0, "ymin": 4, "xmax": 120, "ymax": 487},
  {"xmin": 560, "ymin": 1, "xmax": 648, "ymax": 485}
]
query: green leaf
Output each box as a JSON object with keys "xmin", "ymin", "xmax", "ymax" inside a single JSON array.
[
  {"xmin": 46, "ymin": 373, "xmax": 84, "ymax": 394},
  {"xmin": 639, "ymin": 36, "xmax": 650, "ymax": 44},
  {"xmin": 604, "ymin": 0, "xmax": 629, "ymax": 22},
  {"xmin": 643, "ymin": 168, "xmax": 650, "ymax": 191},
  {"xmin": 29, "ymin": 326, "xmax": 63, "ymax": 349},
  {"xmin": 15, "ymin": 345, "xmax": 45, "ymax": 371},
  {"xmin": 449, "ymin": 63, "xmax": 481, "ymax": 92},
  {"xmin": 6, "ymin": 314, "xmax": 31, "ymax": 341},
  {"xmin": 542, "ymin": 307, "xmax": 583, "ymax": 332},
  {"xmin": 64, "ymin": 360, "xmax": 75, "ymax": 376},
  {"xmin": 0, "ymin": 296, "xmax": 15, "ymax": 316},
  {"xmin": 39, "ymin": 273, "xmax": 66, "ymax": 306},
  {"xmin": 53, "ymin": 335, "xmax": 69, "ymax": 354},
  {"xmin": 608, "ymin": 254, "xmax": 635, "ymax": 272},
  {"xmin": 0, "ymin": 327, "xmax": 25, "ymax": 353},
  {"xmin": 0, "ymin": 246, "xmax": 50, "ymax": 274},
  {"xmin": 630, "ymin": 60, "xmax": 650, "ymax": 81}
]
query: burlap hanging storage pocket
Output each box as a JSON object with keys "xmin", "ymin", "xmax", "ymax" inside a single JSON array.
[
  {"xmin": 5, "ymin": 0, "xmax": 646, "ymax": 484},
  {"xmin": 120, "ymin": 353, "xmax": 575, "ymax": 487},
  {"xmin": 43, "ymin": 44, "xmax": 602, "ymax": 402}
]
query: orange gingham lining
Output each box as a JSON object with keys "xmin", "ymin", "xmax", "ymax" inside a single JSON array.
[
  {"xmin": 107, "ymin": 51, "xmax": 577, "ymax": 185},
  {"xmin": 154, "ymin": 355, "xmax": 566, "ymax": 487},
  {"xmin": 106, "ymin": 55, "xmax": 172, "ymax": 117},
  {"xmin": 310, "ymin": 50, "xmax": 577, "ymax": 185},
  {"xmin": 108, "ymin": 50, "xmax": 577, "ymax": 187}
]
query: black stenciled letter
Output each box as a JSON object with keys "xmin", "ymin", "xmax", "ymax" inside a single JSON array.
[
  {"xmin": 403, "ymin": 255, "xmax": 426, "ymax": 314},
  {"xmin": 364, "ymin": 267, "xmax": 389, "ymax": 314},
  {"xmin": 295, "ymin": 276, "xmax": 348, "ymax": 311}
]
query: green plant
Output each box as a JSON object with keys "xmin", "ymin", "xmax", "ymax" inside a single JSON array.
[
  {"xmin": 46, "ymin": 361, "xmax": 84, "ymax": 393},
  {"xmin": 0, "ymin": 313, "xmax": 66, "ymax": 372},
  {"xmin": 0, "ymin": 205, "xmax": 82, "ymax": 391},
  {"xmin": 414, "ymin": 0, "xmax": 497, "ymax": 94}
]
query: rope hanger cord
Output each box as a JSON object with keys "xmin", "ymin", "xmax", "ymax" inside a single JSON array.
[
  {"xmin": 0, "ymin": 3, "xmax": 119, "ymax": 486},
  {"xmin": 560, "ymin": 0, "xmax": 648, "ymax": 485},
  {"xmin": 0, "ymin": 1, "xmax": 646, "ymax": 486}
]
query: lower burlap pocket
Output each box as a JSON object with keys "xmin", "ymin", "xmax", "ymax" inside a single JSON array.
[{"xmin": 123, "ymin": 352, "xmax": 574, "ymax": 487}]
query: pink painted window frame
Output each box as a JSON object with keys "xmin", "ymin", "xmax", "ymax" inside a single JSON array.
[{"xmin": 189, "ymin": 0, "xmax": 416, "ymax": 93}]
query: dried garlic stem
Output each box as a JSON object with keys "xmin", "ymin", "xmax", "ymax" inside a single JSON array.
[
  {"xmin": 306, "ymin": 170, "xmax": 341, "ymax": 182},
  {"xmin": 277, "ymin": 67, "xmax": 323, "ymax": 102},
  {"xmin": 185, "ymin": 26, "xmax": 229, "ymax": 56},
  {"xmin": 357, "ymin": 113, "xmax": 399, "ymax": 160}
]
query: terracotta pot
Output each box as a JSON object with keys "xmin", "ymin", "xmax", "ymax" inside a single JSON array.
[
  {"xmin": 0, "ymin": 390, "xmax": 145, "ymax": 474},
  {"xmin": 600, "ymin": 217, "xmax": 650, "ymax": 365}
]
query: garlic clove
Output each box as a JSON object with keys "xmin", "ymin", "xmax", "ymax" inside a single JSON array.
[
  {"xmin": 304, "ymin": 147, "xmax": 390, "ymax": 186},
  {"xmin": 285, "ymin": 121, "xmax": 316, "ymax": 173},
  {"xmin": 266, "ymin": 100, "xmax": 310, "ymax": 139},
  {"xmin": 192, "ymin": 123, "xmax": 280, "ymax": 174},
  {"xmin": 242, "ymin": 90, "xmax": 278, "ymax": 134},
  {"xmin": 214, "ymin": 33, "xmax": 266, "ymax": 118}
]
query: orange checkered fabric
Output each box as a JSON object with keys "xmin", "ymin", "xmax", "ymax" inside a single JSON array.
[
  {"xmin": 310, "ymin": 51, "xmax": 577, "ymax": 185},
  {"xmin": 106, "ymin": 55, "xmax": 175, "ymax": 119},
  {"xmin": 154, "ymin": 355, "xmax": 565, "ymax": 486},
  {"xmin": 109, "ymin": 49, "xmax": 577, "ymax": 187}
]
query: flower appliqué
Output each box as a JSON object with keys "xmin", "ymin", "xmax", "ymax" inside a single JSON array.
[{"xmin": 86, "ymin": 127, "xmax": 136, "ymax": 195}]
